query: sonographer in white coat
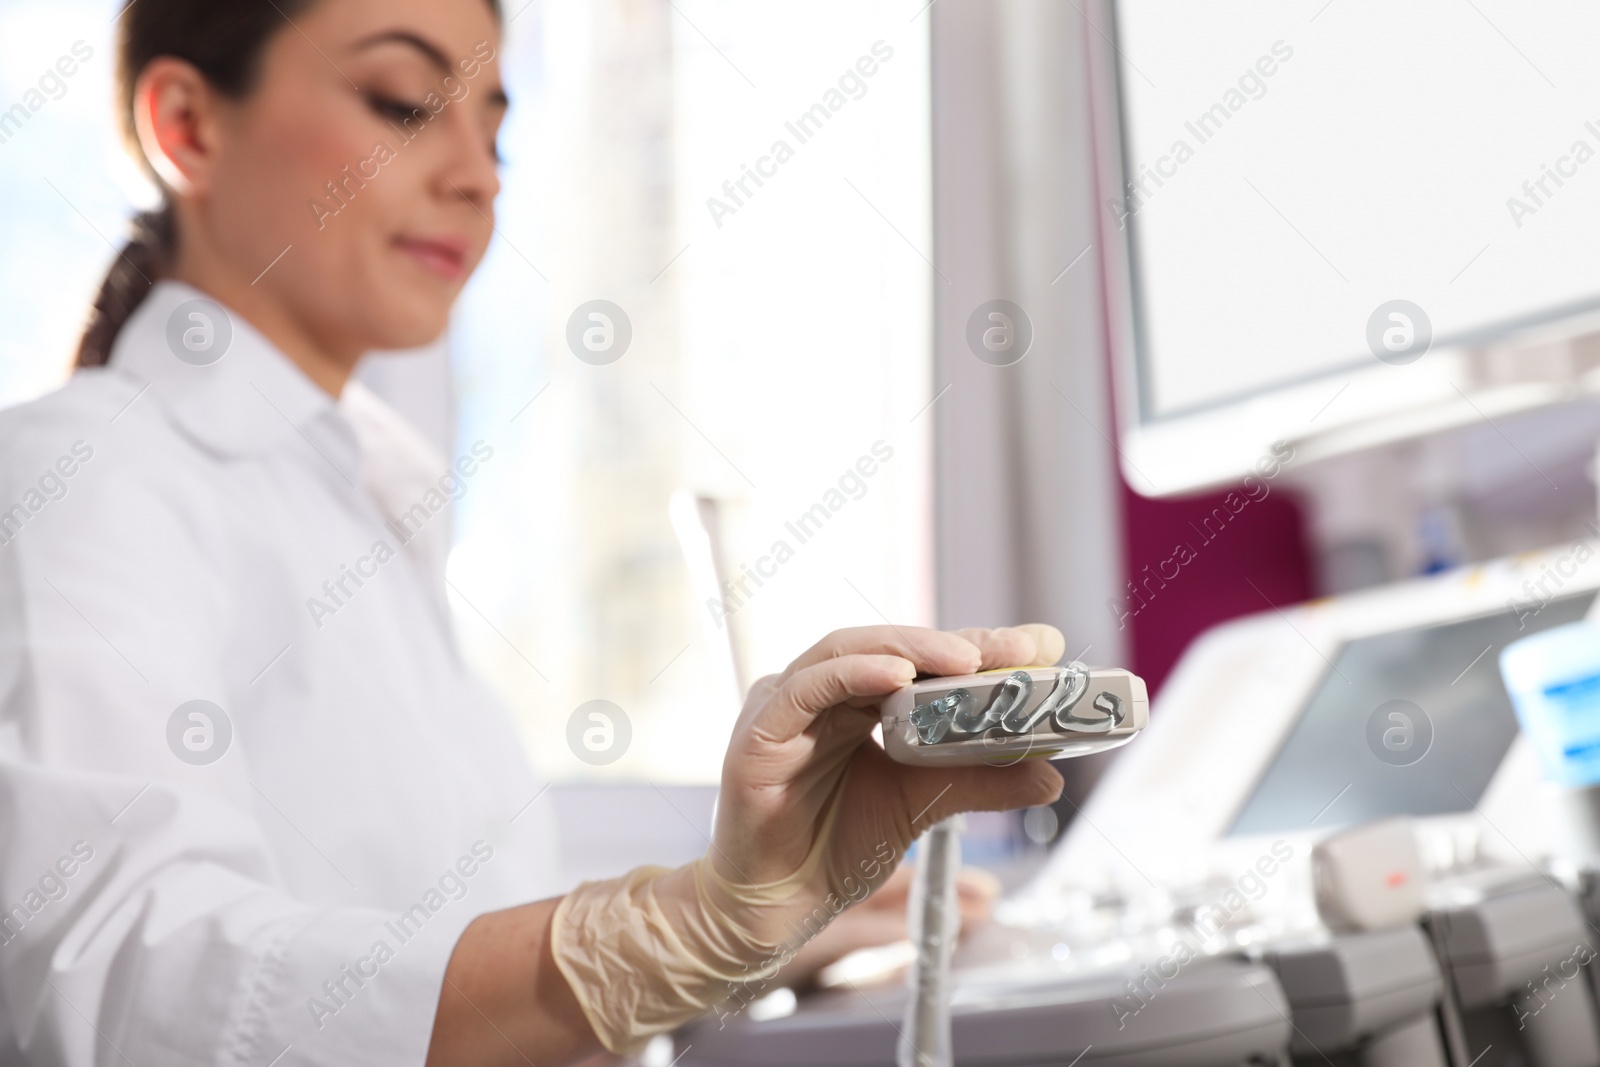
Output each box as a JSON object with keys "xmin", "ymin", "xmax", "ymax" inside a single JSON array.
[
  {"xmin": 0, "ymin": 277, "xmax": 573, "ymax": 1063},
  {"xmin": 0, "ymin": 2, "xmax": 1065, "ymax": 1065}
]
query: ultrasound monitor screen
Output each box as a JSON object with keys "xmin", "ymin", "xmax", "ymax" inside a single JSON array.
[
  {"xmin": 1112, "ymin": 1, "xmax": 1600, "ymax": 422},
  {"xmin": 1227, "ymin": 592, "xmax": 1596, "ymax": 836}
]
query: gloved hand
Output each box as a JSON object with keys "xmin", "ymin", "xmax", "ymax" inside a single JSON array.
[{"xmin": 552, "ymin": 624, "xmax": 1066, "ymax": 1052}]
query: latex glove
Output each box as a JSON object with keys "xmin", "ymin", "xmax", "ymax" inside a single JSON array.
[{"xmin": 552, "ymin": 625, "xmax": 1065, "ymax": 1052}]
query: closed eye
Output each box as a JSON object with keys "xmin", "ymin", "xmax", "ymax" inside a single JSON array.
[
  {"xmin": 366, "ymin": 93, "xmax": 504, "ymax": 165},
  {"xmin": 366, "ymin": 93, "xmax": 426, "ymax": 123}
]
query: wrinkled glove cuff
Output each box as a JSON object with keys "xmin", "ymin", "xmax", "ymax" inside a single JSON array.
[{"xmin": 550, "ymin": 789, "xmax": 855, "ymax": 1054}]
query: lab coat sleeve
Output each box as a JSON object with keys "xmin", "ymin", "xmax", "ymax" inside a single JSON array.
[{"xmin": 0, "ymin": 426, "xmax": 469, "ymax": 1066}]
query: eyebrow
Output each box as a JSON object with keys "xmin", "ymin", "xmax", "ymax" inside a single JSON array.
[{"xmin": 352, "ymin": 30, "xmax": 510, "ymax": 108}]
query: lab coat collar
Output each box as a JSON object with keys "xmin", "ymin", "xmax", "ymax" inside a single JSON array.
[{"xmin": 111, "ymin": 280, "xmax": 360, "ymax": 481}]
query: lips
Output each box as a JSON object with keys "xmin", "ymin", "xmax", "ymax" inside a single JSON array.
[{"xmin": 395, "ymin": 235, "xmax": 469, "ymax": 281}]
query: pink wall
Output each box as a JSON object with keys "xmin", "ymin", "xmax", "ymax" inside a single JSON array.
[{"xmin": 1116, "ymin": 478, "xmax": 1316, "ymax": 696}]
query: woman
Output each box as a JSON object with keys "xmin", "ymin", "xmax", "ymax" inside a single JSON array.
[{"xmin": 0, "ymin": 1, "xmax": 1066, "ymax": 1063}]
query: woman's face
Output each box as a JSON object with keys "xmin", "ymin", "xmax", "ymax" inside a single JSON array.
[{"xmin": 201, "ymin": 0, "xmax": 505, "ymax": 353}]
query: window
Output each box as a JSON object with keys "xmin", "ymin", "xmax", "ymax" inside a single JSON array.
[{"xmin": 451, "ymin": 0, "xmax": 935, "ymax": 782}]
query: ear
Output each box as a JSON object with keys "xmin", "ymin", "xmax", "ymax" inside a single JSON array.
[{"xmin": 131, "ymin": 57, "xmax": 224, "ymax": 196}]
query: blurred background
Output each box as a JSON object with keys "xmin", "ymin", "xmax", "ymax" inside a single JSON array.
[{"xmin": 10, "ymin": 0, "xmax": 1600, "ymax": 888}]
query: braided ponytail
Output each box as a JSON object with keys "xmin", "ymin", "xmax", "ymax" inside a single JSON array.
[{"xmin": 74, "ymin": 207, "xmax": 175, "ymax": 368}]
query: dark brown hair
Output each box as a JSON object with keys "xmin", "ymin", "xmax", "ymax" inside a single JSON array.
[{"xmin": 77, "ymin": 0, "xmax": 501, "ymax": 369}]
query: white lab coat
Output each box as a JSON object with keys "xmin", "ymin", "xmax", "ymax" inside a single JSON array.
[{"xmin": 0, "ymin": 281, "xmax": 561, "ymax": 1065}]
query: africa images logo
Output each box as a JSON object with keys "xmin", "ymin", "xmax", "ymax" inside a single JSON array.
[{"xmin": 1366, "ymin": 699, "xmax": 1431, "ymax": 767}]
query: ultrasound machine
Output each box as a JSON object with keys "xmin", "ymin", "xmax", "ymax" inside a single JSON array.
[{"xmin": 678, "ymin": 548, "xmax": 1600, "ymax": 1067}]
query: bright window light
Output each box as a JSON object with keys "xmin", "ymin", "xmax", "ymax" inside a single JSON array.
[{"xmin": 448, "ymin": 0, "xmax": 935, "ymax": 783}]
